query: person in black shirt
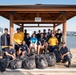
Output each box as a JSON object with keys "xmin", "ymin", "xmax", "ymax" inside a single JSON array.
[
  {"xmin": 47, "ymin": 29, "xmax": 52, "ymax": 41},
  {"xmin": 38, "ymin": 33, "xmax": 48, "ymax": 54},
  {"xmin": 3, "ymin": 44, "xmax": 15, "ymax": 60},
  {"xmin": 60, "ymin": 42, "xmax": 72, "ymax": 67},
  {"xmin": 18, "ymin": 40, "xmax": 30, "ymax": 57},
  {"xmin": 24, "ymin": 33, "xmax": 30, "ymax": 47},
  {"xmin": 37, "ymin": 30, "xmax": 41, "ymax": 41},
  {"xmin": 43, "ymin": 29, "xmax": 46, "ymax": 38},
  {"xmin": 24, "ymin": 29, "xmax": 27, "ymax": 39},
  {"xmin": 55, "ymin": 29, "xmax": 62, "ymax": 45}
]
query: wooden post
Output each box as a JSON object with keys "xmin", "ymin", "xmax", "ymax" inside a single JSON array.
[
  {"xmin": 63, "ymin": 15, "xmax": 67, "ymax": 42},
  {"xmin": 53, "ymin": 23, "xmax": 56, "ymax": 34},
  {"xmin": 20, "ymin": 23, "xmax": 24, "ymax": 32},
  {"xmin": 10, "ymin": 14, "xmax": 14, "ymax": 45}
]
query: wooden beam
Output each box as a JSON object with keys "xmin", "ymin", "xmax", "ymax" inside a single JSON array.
[
  {"xmin": 10, "ymin": 14, "xmax": 14, "ymax": 45},
  {"xmin": 20, "ymin": 23, "xmax": 24, "ymax": 32},
  {"xmin": 24, "ymin": 26, "xmax": 53, "ymax": 28},
  {"xmin": 53, "ymin": 23, "xmax": 56, "ymax": 34},
  {"xmin": 16, "ymin": 11, "xmax": 60, "ymax": 13},
  {"xmin": 0, "ymin": 8, "xmax": 76, "ymax": 11},
  {"xmin": 13, "ymin": 20, "xmax": 63, "ymax": 23}
]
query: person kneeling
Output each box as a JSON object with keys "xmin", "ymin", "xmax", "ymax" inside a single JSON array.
[
  {"xmin": 60, "ymin": 42, "xmax": 72, "ymax": 67},
  {"xmin": 3, "ymin": 44, "xmax": 16, "ymax": 60}
]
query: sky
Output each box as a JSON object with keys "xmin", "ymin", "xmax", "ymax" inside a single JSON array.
[{"xmin": 0, "ymin": 0, "xmax": 76, "ymax": 33}]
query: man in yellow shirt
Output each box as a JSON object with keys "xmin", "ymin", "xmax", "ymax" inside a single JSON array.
[{"xmin": 48, "ymin": 33, "xmax": 58, "ymax": 52}]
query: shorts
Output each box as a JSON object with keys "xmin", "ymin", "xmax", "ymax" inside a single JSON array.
[{"xmin": 30, "ymin": 43, "xmax": 37, "ymax": 50}]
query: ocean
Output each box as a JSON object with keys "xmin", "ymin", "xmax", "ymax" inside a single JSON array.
[{"xmin": 66, "ymin": 36, "xmax": 76, "ymax": 48}]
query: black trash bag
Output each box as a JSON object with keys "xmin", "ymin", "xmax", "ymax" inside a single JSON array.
[
  {"xmin": 30, "ymin": 47, "xmax": 35, "ymax": 54},
  {"xmin": 8, "ymin": 59, "xmax": 18, "ymax": 69},
  {"xmin": 17, "ymin": 60, "xmax": 23, "ymax": 68},
  {"xmin": 0, "ymin": 58, "xmax": 8, "ymax": 72},
  {"xmin": 22, "ymin": 55, "xmax": 36, "ymax": 69},
  {"xmin": 53, "ymin": 49, "xmax": 61, "ymax": 62},
  {"xmin": 45, "ymin": 53, "xmax": 56, "ymax": 66},
  {"xmin": 36, "ymin": 54, "xmax": 48, "ymax": 69}
]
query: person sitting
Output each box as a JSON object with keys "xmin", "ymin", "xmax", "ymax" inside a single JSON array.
[
  {"xmin": 18, "ymin": 40, "xmax": 30, "ymax": 58},
  {"xmin": 48, "ymin": 33, "xmax": 58, "ymax": 53},
  {"xmin": 60, "ymin": 42, "xmax": 72, "ymax": 67},
  {"xmin": 30, "ymin": 33, "xmax": 38, "ymax": 53},
  {"xmin": 38, "ymin": 33, "xmax": 48, "ymax": 54},
  {"xmin": 3, "ymin": 44, "xmax": 15, "ymax": 60}
]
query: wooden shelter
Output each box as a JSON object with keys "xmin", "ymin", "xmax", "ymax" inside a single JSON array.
[{"xmin": 0, "ymin": 4, "xmax": 76, "ymax": 44}]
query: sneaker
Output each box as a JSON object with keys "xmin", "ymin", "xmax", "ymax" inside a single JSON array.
[{"xmin": 67, "ymin": 61, "xmax": 71, "ymax": 67}]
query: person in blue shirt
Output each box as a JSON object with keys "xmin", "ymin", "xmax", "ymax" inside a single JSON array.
[
  {"xmin": 30, "ymin": 33, "xmax": 38, "ymax": 53},
  {"xmin": 18, "ymin": 40, "xmax": 30, "ymax": 57},
  {"xmin": 60, "ymin": 42, "xmax": 72, "ymax": 67},
  {"xmin": 3, "ymin": 44, "xmax": 15, "ymax": 60}
]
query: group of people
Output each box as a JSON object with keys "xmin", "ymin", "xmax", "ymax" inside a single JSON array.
[{"xmin": 0, "ymin": 28, "xmax": 72, "ymax": 67}]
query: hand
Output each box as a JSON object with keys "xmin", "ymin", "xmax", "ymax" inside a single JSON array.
[
  {"xmin": 61, "ymin": 55, "xmax": 64, "ymax": 59},
  {"xmin": 12, "ymin": 56, "xmax": 16, "ymax": 60}
]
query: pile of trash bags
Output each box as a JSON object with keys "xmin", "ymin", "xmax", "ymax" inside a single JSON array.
[{"xmin": 0, "ymin": 52, "xmax": 56, "ymax": 72}]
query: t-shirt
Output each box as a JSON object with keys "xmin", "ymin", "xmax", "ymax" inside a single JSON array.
[
  {"xmin": 20, "ymin": 44, "xmax": 28, "ymax": 52},
  {"xmin": 37, "ymin": 33, "xmax": 41, "ymax": 41},
  {"xmin": 39, "ymin": 37, "xmax": 45, "ymax": 45},
  {"xmin": 4, "ymin": 48, "xmax": 15, "ymax": 57},
  {"xmin": 30, "ymin": 37, "xmax": 38, "ymax": 44},
  {"xmin": 55, "ymin": 33, "xmax": 62, "ymax": 43},
  {"xmin": 48, "ymin": 37, "xmax": 58, "ymax": 46},
  {"xmin": 24, "ymin": 37, "xmax": 30, "ymax": 47},
  {"xmin": 60, "ymin": 46, "xmax": 69, "ymax": 55}
]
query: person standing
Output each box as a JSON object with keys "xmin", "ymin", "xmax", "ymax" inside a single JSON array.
[
  {"xmin": 1, "ymin": 28, "xmax": 10, "ymax": 46},
  {"xmin": 55, "ymin": 29, "xmax": 62, "ymax": 46},
  {"xmin": 48, "ymin": 33, "xmax": 58, "ymax": 52},
  {"xmin": 24, "ymin": 33, "xmax": 30, "ymax": 47}
]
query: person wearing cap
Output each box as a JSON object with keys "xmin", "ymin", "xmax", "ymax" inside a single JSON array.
[
  {"xmin": 3, "ymin": 44, "xmax": 16, "ymax": 60},
  {"xmin": 14, "ymin": 28, "xmax": 22, "ymax": 56},
  {"xmin": 24, "ymin": 29, "xmax": 27, "ymax": 39},
  {"xmin": 55, "ymin": 29, "xmax": 63, "ymax": 46},
  {"xmin": 37, "ymin": 30, "xmax": 41, "ymax": 41},
  {"xmin": 1, "ymin": 28, "xmax": 10, "ymax": 46},
  {"xmin": 16, "ymin": 28, "xmax": 20, "ymax": 33},
  {"xmin": 43, "ymin": 29, "xmax": 46, "ymax": 38},
  {"xmin": 47, "ymin": 29, "xmax": 52, "ymax": 41},
  {"xmin": 60, "ymin": 42, "xmax": 72, "ymax": 67}
]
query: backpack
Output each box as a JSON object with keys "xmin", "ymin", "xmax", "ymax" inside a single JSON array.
[
  {"xmin": 45, "ymin": 53, "xmax": 56, "ymax": 66},
  {"xmin": 0, "ymin": 58, "xmax": 8, "ymax": 72},
  {"xmin": 36, "ymin": 54, "xmax": 48, "ymax": 69}
]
